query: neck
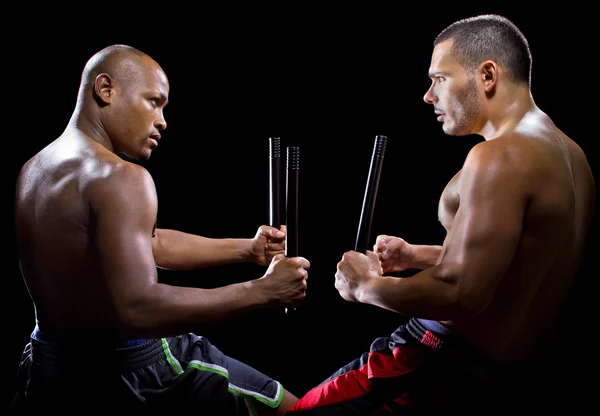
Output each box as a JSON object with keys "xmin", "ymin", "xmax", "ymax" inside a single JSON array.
[
  {"xmin": 67, "ymin": 103, "xmax": 116, "ymax": 153},
  {"xmin": 478, "ymin": 84, "xmax": 536, "ymax": 141}
]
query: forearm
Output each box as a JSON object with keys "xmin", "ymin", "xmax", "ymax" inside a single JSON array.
[
  {"xmin": 152, "ymin": 228, "xmax": 252, "ymax": 270},
  {"xmin": 410, "ymin": 244, "xmax": 443, "ymax": 269},
  {"xmin": 357, "ymin": 266, "xmax": 467, "ymax": 320},
  {"xmin": 118, "ymin": 280, "xmax": 267, "ymax": 338}
]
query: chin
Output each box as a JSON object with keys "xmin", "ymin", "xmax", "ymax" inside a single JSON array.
[{"xmin": 443, "ymin": 123, "xmax": 468, "ymax": 137}]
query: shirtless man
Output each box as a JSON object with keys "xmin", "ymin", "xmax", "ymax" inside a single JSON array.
[
  {"xmin": 286, "ymin": 14, "xmax": 596, "ymax": 413},
  {"xmin": 12, "ymin": 44, "xmax": 310, "ymax": 415}
]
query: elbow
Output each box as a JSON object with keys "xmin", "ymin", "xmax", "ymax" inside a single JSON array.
[
  {"xmin": 113, "ymin": 292, "xmax": 159, "ymax": 339},
  {"xmin": 114, "ymin": 306, "xmax": 149, "ymax": 339},
  {"xmin": 434, "ymin": 263, "xmax": 489, "ymax": 320}
]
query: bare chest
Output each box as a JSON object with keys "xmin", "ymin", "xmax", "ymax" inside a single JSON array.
[{"xmin": 438, "ymin": 170, "xmax": 461, "ymax": 230}]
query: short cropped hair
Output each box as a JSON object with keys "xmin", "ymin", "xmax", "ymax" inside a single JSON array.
[{"xmin": 435, "ymin": 14, "xmax": 532, "ymax": 87}]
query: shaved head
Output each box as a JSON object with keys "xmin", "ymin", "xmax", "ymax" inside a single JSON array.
[
  {"xmin": 77, "ymin": 44, "xmax": 164, "ymax": 102},
  {"xmin": 70, "ymin": 44, "xmax": 169, "ymax": 160}
]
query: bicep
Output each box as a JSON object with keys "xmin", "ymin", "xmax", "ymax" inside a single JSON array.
[
  {"xmin": 90, "ymin": 166, "xmax": 159, "ymax": 309},
  {"xmin": 440, "ymin": 149, "xmax": 528, "ymax": 313}
]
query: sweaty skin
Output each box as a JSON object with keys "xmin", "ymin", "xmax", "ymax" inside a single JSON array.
[
  {"xmin": 14, "ymin": 46, "xmax": 310, "ymax": 415},
  {"xmin": 335, "ymin": 39, "xmax": 595, "ymax": 362}
]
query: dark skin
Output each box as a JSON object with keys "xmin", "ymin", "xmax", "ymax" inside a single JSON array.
[
  {"xmin": 14, "ymin": 45, "xmax": 309, "ymax": 415},
  {"xmin": 334, "ymin": 39, "xmax": 596, "ymax": 362}
]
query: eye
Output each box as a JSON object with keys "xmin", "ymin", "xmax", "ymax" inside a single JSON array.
[
  {"xmin": 149, "ymin": 98, "xmax": 159, "ymax": 108},
  {"xmin": 436, "ymin": 76, "xmax": 446, "ymax": 83}
]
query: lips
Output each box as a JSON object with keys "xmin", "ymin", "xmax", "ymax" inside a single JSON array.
[{"xmin": 149, "ymin": 134, "xmax": 161, "ymax": 147}]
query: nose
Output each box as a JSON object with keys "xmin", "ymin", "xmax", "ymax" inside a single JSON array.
[
  {"xmin": 155, "ymin": 112, "xmax": 167, "ymax": 131},
  {"xmin": 423, "ymin": 82, "xmax": 436, "ymax": 105}
]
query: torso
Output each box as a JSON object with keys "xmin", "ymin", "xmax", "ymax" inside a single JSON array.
[
  {"xmin": 15, "ymin": 130, "xmax": 141, "ymax": 339},
  {"xmin": 436, "ymin": 113, "xmax": 595, "ymax": 361}
]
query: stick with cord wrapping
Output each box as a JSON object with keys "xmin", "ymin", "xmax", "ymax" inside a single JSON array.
[
  {"xmin": 285, "ymin": 146, "xmax": 300, "ymax": 315},
  {"xmin": 268, "ymin": 137, "xmax": 282, "ymax": 230},
  {"xmin": 355, "ymin": 135, "xmax": 387, "ymax": 253},
  {"xmin": 268, "ymin": 138, "xmax": 299, "ymax": 315}
]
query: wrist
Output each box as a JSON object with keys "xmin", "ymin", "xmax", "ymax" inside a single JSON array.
[
  {"xmin": 245, "ymin": 280, "xmax": 268, "ymax": 307},
  {"xmin": 411, "ymin": 244, "xmax": 442, "ymax": 269},
  {"xmin": 242, "ymin": 238, "xmax": 255, "ymax": 263},
  {"xmin": 406, "ymin": 243, "xmax": 419, "ymax": 269},
  {"xmin": 355, "ymin": 277, "xmax": 375, "ymax": 304}
]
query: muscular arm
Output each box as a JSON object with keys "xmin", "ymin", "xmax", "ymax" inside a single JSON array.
[
  {"xmin": 90, "ymin": 164, "xmax": 269, "ymax": 339},
  {"xmin": 358, "ymin": 142, "xmax": 528, "ymax": 319},
  {"xmin": 152, "ymin": 229, "xmax": 252, "ymax": 270},
  {"xmin": 375, "ymin": 235, "xmax": 442, "ymax": 273},
  {"xmin": 410, "ymin": 245, "xmax": 443, "ymax": 269}
]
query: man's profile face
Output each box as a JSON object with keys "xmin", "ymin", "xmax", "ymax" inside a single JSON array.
[
  {"xmin": 111, "ymin": 62, "xmax": 169, "ymax": 161},
  {"xmin": 424, "ymin": 40, "xmax": 483, "ymax": 137}
]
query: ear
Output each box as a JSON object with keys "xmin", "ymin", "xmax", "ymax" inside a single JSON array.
[
  {"xmin": 94, "ymin": 73, "xmax": 114, "ymax": 104},
  {"xmin": 480, "ymin": 60, "xmax": 498, "ymax": 92}
]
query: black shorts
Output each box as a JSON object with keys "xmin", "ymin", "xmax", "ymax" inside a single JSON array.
[{"xmin": 11, "ymin": 332, "xmax": 284, "ymax": 415}]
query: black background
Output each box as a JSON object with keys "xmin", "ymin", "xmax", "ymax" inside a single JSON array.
[{"xmin": 5, "ymin": 5, "xmax": 598, "ymax": 411}]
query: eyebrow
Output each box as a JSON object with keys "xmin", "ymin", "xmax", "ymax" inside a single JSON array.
[
  {"xmin": 428, "ymin": 70, "xmax": 448, "ymax": 79},
  {"xmin": 157, "ymin": 92, "xmax": 168, "ymax": 105}
]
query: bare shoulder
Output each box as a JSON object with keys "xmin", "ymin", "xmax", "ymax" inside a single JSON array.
[
  {"xmin": 462, "ymin": 136, "xmax": 533, "ymax": 174},
  {"xmin": 86, "ymin": 157, "xmax": 157, "ymax": 212},
  {"xmin": 457, "ymin": 135, "xmax": 551, "ymax": 201},
  {"xmin": 16, "ymin": 154, "xmax": 38, "ymax": 189},
  {"xmin": 562, "ymin": 131, "xmax": 593, "ymax": 168}
]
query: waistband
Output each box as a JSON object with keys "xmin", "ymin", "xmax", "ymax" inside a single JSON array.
[
  {"xmin": 32, "ymin": 324, "xmax": 150, "ymax": 348},
  {"xmin": 406, "ymin": 318, "xmax": 515, "ymax": 374},
  {"xmin": 29, "ymin": 335, "xmax": 170, "ymax": 370},
  {"xmin": 406, "ymin": 318, "xmax": 451, "ymax": 350}
]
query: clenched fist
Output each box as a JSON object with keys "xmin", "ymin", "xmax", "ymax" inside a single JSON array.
[
  {"xmin": 257, "ymin": 253, "xmax": 310, "ymax": 308},
  {"xmin": 374, "ymin": 235, "xmax": 415, "ymax": 274},
  {"xmin": 250, "ymin": 225, "xmax": 286, "ymax": 266}
]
